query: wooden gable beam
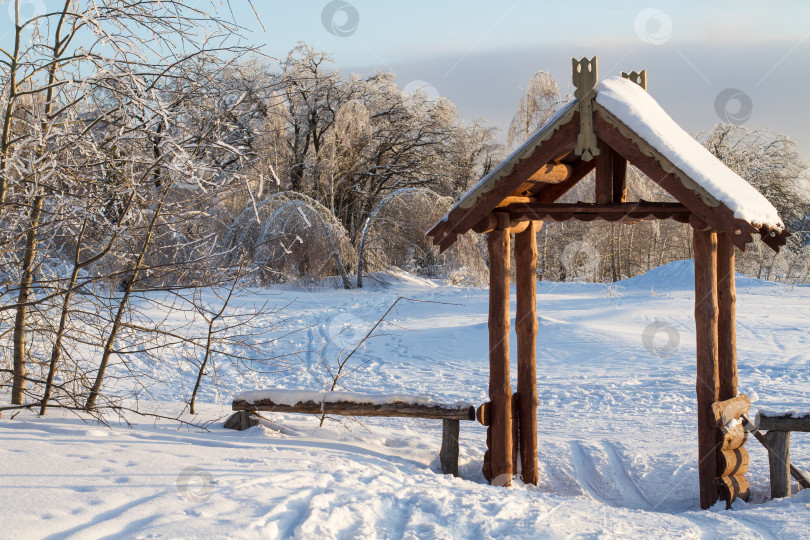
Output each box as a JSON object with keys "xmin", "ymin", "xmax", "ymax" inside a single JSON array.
[
  {"xmin": 431, "ymin": 114, "xmax": 580, "ymax": 252},
  {"xmin": 533, "ymin": 157, "xmax": 596, "ymax": 204},
  {"xmin": 511, "ymin": 163, "xmax": 573, "ymax": 197}
]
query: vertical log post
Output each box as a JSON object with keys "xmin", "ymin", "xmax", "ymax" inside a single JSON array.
[
  {"xmin": 487, "ymin": 212, "xmax": 513, "ymax": 486},
  {"xmin": 612, "ymin": 150, "xmax": 628, "ymax": 203},
  {"xmin": 511, "ymin": 393, "xmax": 520, "ymax": 474},
  {"xmin": 595, "ymin": 139, "xmax": 626, "ymax": 204},
  {"xmin": 693, "ymin": 227, "xmax": 720, "ymax": 509},
  {"xmin": 440, "ymin": 419, "xmax": 461, "ymax": 477},
  {"xmin": 515, "ymin": 221, "xmax": 539, "ymax": 485},
  {"xmin": 595, "ymin": 139, "xmax": 613, "ymax": 204},
  {"xmin": 716, "ymin": 233, "xmax": 738, "ymax": 401},
  {"xmin": 765, "ymin": 431, "xmax": 791, "ymax": 499}
]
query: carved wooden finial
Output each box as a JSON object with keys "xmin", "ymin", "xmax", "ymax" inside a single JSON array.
[
  {"xmin": 572, "ymin": 56, "xmax": 598, "ymax": 98},
  {"xmin": 621, "ymin": 70, "xmax": 647, "ymax": 90},
  {"xmin": 572, "ymin": 56, "xmax": 599, "ymax": 161}
]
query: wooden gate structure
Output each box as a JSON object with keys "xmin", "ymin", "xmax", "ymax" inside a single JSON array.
[{"xmin": 427, "ymin": 57, "xmax": 790, "ymax": 509}]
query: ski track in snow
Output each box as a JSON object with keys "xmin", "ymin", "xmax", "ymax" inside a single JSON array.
[{"xmin": 2, "ymin": 262, "xmax": 810, "ymax": 538}]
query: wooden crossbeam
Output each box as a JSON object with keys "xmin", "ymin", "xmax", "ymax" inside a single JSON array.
[{"xmin": 503, "ymin": 201, "xmax": 690, "ymax": 224}]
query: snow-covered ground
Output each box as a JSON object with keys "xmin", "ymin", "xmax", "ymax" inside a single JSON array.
[{"xmin": 2, "ymin": 261, "xmax": 809, "ymax": 538}]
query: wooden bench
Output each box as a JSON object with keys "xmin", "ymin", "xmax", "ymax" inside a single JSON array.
[
  {"xmin": 753, "ymin": 411, "xmax": 810, "ymax": 499},
  {"xmin": 226, "ymin": 389, "xmax": 476, "ymax": 477}
]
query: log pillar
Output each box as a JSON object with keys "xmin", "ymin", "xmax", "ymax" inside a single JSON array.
[
  {"xmin": 487, "ymin": 212, "xmax": 513, "ymax": 486},
  {"xmin": 765, "ymin": 431, "xmax": 791, "ymax": 499},
  {"xmin": 716, "ymin": 233, "xmax": 738, "ymax": 401},
  {"xmin": 612, "ymin": 150, "xmax": 628, "ymax": 203},
  {"xmin": 440, "ymin": 419, "xmax": 461, "ymax": 477},
  {"xmin": 515, "ymin": 221, "xmax": 540, "ymax": 485},
  {"xmin": 693, "ymin": 228, "xmax": 721, "ymax": 509},
  {"xmin": 595, "ymin": 139, "xmax": 613, "ymax": 204},
  {"xmin": 595, "ymin": 139, "xmax": 627, "ymax": 204}
]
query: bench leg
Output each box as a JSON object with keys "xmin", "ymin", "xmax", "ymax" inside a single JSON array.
[
  {"xmin": 224, "ymin": 410, "xmax": 257, "ymax": 431},
  {"xmin": 765, "ymin": 431, "xmax": 790, "ymax": 498},
  {"xmin": 440, "ymin": 419, "xmax": 460, "ymax": 477}
]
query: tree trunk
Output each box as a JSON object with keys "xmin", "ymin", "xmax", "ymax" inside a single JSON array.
[
  {"xmin": 41, "ymin": 220, "xmax": 86, "ymax": 415},
  {"xmin": 11, "ymin": 195, "xmax": 45, "ymax": 404},
  {"xmin": 85, "ymin": 187, "xmax": 170, "ymax": 410},
  {"xmin": 189, "ymin": 277, "xmax": 238, "ymax": 414}
]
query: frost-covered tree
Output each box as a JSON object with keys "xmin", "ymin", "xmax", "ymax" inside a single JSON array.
[
  {"xmin": 700, "ymin": 124, "xmax": 810, "ymax": 281},
  {"xmin": 0, "ymin": 0, "xmax": 259, "ymax": 408},
  {"xmin": 212, "ymin": 45, "xmax": 501, "ymax": 285},
  {"xmin": 506, "ymin": 71, "xmax": 563, "ymax": 151}
]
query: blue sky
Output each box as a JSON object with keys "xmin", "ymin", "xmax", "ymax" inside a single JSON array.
[
  {"xmin": 240, "ymin": 1, "xmax": 810, "ymax": 157},
  {"xmin": 246, "ymin": 1, "xmax": 810, "ymax": 66},
  {"xmin": 3, "ymin": 1, "xmax": 810, "ymax": 157}
]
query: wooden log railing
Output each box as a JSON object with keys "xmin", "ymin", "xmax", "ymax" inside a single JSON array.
[
  {"xmin": 229, "ymin": 393, "xmax": 476, "ymax": 477},
  {"xmin": 744, "ymin": 411, "xmax": 810, "ymax": 499}
]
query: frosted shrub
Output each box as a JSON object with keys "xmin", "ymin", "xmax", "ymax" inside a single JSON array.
[{"xmin": 224, "ymin": 192, "xmax": 355, "ymax": 287}]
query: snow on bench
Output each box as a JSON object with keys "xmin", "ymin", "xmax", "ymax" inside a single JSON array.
[
  {"xmin": 228, "ymin": 388, "xmax": 476, "ymax": 476},
  {"xmin": 756, "ymin": 410, "xmax": 810, "ymax": 432},
  {"xmin": 232, "ymin": 388, "xmax": 475, "ymax": 420}
]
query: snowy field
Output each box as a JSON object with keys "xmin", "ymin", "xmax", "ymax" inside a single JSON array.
[{"xmin": 2, "ymin": 261, "xmax": 810, "ymax": 539}]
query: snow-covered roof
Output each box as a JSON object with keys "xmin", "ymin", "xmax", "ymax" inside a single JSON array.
[
  {"xmin": 594, "ymin": 77, "xmax": 783, "ymax": 231},
  {"xmin": 428, "ymin": 72, "xmax": 789, "ymax": 252}
]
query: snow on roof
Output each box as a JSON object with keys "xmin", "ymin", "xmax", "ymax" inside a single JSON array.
[
  {"xmin": 594, "ymin": 76, "xmax": 784, "ymax": 230},
  {"xmin": 449, "ymin": 99, "xmax": 578, "ymax": 212}
]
